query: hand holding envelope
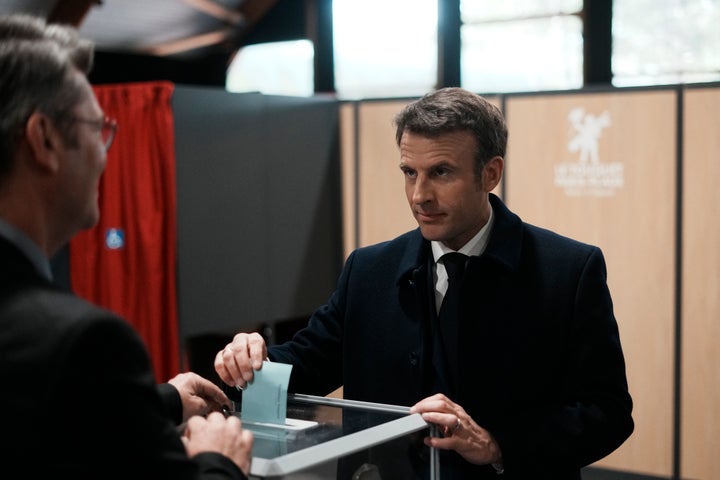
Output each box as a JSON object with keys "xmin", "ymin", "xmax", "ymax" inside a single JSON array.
[{"xmin": 241, "ymin": 361, "xmax": 293, "ymax": 425}]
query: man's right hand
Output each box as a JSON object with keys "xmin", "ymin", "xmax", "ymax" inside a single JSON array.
[
  {"xmin": 182, "ymin": 412, "xmax": 253, "ymax": 476},
  {"xmin": 214, "ymin": 332, "xmax": 268, "ymax": 389}
]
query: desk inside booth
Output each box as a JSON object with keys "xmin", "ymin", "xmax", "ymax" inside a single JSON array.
[{"xmin": 237, "ymin": 394, "xmax": 435, "ymax": 480}]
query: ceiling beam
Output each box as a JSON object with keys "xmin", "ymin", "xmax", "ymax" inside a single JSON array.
[
  {"xmin": 47, "ymin": 0, "xmax": 99, "ymax": 27},
  {"xmin": 140, "ymin": 28, "xmax": 237, "ymax": 57},
  {"xmin": 183, "ymin": 0, "xmax": 245, "ymax": 26},
  {"xmin": 147, "ymin": 0, "xmax": 280, "ymax": 57}
]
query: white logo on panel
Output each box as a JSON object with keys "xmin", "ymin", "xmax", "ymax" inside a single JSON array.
[{"xmin": 554, "ymin": 107, "xmax": 624, "ymax": 197}]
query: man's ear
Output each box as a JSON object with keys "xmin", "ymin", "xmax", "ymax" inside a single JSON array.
[
  {"xmin": 483, "ymin": 156, "xmax": 504, "ymax": 192},
  {"xmin": 24, "ymin": 112, "xmax": 63, "ymax": 173}
]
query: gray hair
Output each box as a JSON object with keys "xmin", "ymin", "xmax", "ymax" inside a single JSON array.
[
  {"xmin": 394, "ymin": 87, "xmax": 508, "ymax": 177},
  {"xmin": 0, "ymin": 14, "xmax": 95, "ymax": 176}
]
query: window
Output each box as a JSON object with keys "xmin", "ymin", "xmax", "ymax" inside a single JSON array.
[
  {"xmin": 613, "ymin": 0, "xmax": 720, "ymax": 87},
  {"xmin": 460, "ymin": 0, "xmax": 584, "ymax": 93},
  {"xmin": 225, "ymin": 0, "xmax": 720, "ymax": 99},
  {"xmin": 226, "ymin": 40, "xmax": 315, "ymax": 97},
  {"xmin": 332, "ymin": 0, "xmax": 437, "ymax": 99}
]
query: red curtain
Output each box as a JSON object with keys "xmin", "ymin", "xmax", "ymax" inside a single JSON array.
[{"xmin": 70, "ymin": 81, "xmax": 179, "ymax": 382}]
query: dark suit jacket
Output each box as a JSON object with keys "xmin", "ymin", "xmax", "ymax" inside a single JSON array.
[
  {"xmin": 0, "ymin": 237, "xmax": 245, "ymax": 480},
  {"xmin": 268, "ymin": 194, "xmax": 634, "ymax": 479}
]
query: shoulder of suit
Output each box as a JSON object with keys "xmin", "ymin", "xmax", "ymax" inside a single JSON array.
[{"xmin": 524, "ymin": 222, "xmax": 598, "ymax": 253}]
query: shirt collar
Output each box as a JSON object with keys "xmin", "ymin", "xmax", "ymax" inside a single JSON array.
[{"xmin": 431, "ymin": 204, "xmax": 495, "ymax": 263}]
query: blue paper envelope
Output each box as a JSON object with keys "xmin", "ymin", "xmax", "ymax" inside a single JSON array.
[{"xmin": 241, "ymin": 361, "xmax": 293, "ymax": 425}]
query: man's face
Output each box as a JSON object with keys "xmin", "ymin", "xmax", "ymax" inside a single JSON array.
[
  {"xmin": 55, "ymin": 71, "xmax": 108, "ymax": 234},
  {"xmin": 399, "ymin": 130, "xmax": 498, "ymax": 251}
]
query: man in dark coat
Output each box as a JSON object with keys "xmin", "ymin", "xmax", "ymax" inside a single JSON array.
[
  {"xmin": 216, "ymin": 87, "xmax": 634, "ymax": 479},
  {"xmin": 0, "ymin": 14, "xmax": 253, "ymax": 479}
]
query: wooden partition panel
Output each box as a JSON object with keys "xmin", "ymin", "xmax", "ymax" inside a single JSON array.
[
  {"xmin": 504, "ymin": 90, "xmax": 678, "ymax": 477},
  {"xmin": 339, "ymin": 103, "xmax": 357, "ymax": 260},
  {"xmin": 356, "ymin": 100, "xmax": 416, "ymax": 248},
  {"xmin": 681, "ymin": 88, "xmax": 720, "ymax": 480}
]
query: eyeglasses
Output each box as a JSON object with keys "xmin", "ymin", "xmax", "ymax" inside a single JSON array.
[{"xmin": 73, "ymin": 115, "xmax": 118, "ymax": 151}]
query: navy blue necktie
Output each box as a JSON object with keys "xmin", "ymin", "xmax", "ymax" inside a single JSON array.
[{"xmin": 433, "ymin": 252, "xmax": 467, "ymax": 395}]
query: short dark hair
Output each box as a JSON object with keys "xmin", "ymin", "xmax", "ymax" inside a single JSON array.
[
  {"xmin": 394, "ymin": 87, "xmax": 508, "ymax": 176},
  {"xmin": 0, "ymin": 14, "xmax": 94, "ymax": 176}
]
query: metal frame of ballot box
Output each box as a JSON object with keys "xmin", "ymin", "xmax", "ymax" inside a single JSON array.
[{"xmin": 242, "ymin": 393, "xmax": 441, "ymax": 480}]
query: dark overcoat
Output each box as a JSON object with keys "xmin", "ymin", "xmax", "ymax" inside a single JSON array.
[
  {"xmin": 0, "ymin": 237, "xmax": 245, "ymax": 480},
  {"xmin": 269, "ymin": 194, "xmax": 634, "ymax": 479}
]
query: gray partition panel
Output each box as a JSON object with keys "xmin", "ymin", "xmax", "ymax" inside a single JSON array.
[{"xmin": 173, "ymin": 86, "xmax": 343, "ymax": 342}]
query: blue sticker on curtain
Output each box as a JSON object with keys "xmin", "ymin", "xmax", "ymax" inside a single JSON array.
[{"xmin": 105, "ymin": 228, "xmax": 125, "ymax": 250}]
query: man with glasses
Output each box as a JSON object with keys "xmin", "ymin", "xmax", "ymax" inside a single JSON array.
[
  {"xmin": 0, "ymin": 14, "xmax": 253, "ymax": 479},
  {"xmin": 71, "ymin": 115, "xmax": 118, "ymax": 151}
]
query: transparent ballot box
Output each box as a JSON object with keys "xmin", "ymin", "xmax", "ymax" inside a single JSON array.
[{"xmin": 238, "ymin": 393, "xmax": 440, "ymax": 480}]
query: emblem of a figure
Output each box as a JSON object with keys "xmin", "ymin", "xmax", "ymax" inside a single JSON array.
[{"xmin": 568, "ymin": 108, "xmax": 611, "ymax": 164}]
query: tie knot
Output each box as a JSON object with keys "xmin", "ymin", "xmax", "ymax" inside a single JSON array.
[{"xmin": 442, "ymin": 252, "xmax": 468, "ymax": 280}]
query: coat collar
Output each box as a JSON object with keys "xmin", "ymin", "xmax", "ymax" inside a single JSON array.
[
  {"xmin": 482, "ymin": 193, "xmax": 524, "ymax": 272},
  {"xmin": 394, "ymin": 193, "xmax": 524, "ymax": 286}
]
